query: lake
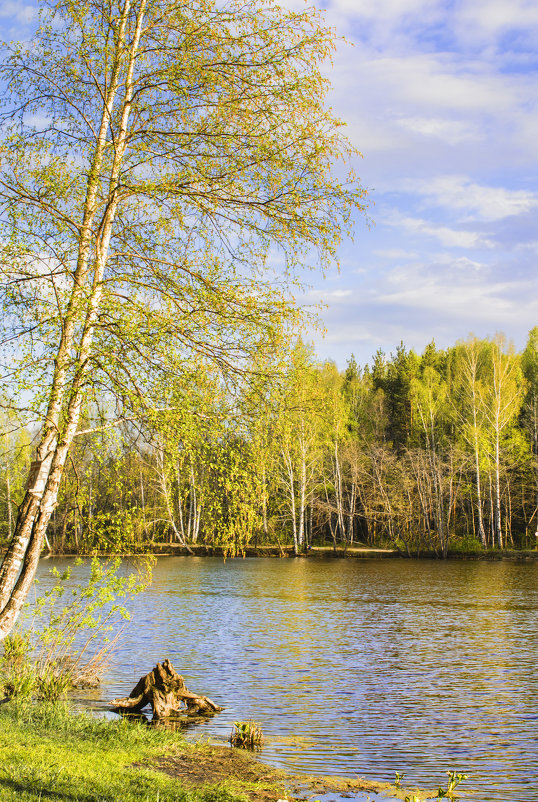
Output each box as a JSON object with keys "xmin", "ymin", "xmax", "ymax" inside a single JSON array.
[{"xmin": 34, "ymin": 556, "xmax": 538, "ymax": 802}]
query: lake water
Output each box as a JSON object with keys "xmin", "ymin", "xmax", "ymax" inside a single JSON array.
[{"xmin": 34, "ymin": 556, "xmax": 538, "ymax": 802}]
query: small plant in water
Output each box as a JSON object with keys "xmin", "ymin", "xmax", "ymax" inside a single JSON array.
[
  {"xmin": 395, "ymin": 771, "xmax": 405, "ymax": 788},
  {"xmin": 438, "ymin": 771, "xmax": 468, "ymax": 798},
  {"xmin": 403, "ymin": 770, "xmax": 468, "ymax": 802},
  {"xmin": 229, "ymin": 720, "xmax": 264, "ymax": 750},
  {"xmin": 447, "ymin": 771, "xmax": 467, "ymax": 793}
]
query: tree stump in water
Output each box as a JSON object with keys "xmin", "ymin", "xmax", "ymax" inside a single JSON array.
[{"xmin": 110, "ymin": 659, "xmax": 222, "ymax": 721}]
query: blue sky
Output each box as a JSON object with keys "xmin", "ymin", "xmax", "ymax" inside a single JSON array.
[
  {"xmin": 2, "ymin": 0, "xmax": 537, "ymax": 368},
  {"xmin": 297, "ymin": 0, "xmax": 538, "ymax": 367}
]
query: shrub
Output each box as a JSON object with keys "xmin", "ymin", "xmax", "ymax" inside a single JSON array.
[{"xmin": 0, "ymin": 557, "xmax": 153, "ymax": 701}]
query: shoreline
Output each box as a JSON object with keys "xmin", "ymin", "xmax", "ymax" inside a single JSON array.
[
  {"xmin": 0, "ymin": 698, "xmax": 435, "ymax": 802},
  {"xmin": 142, "ymin": 740, "xmax": 437, "ymax": 802},
  {"xmin": 29, "ymin": 544, "xmax": 538, "ymax": 561}
]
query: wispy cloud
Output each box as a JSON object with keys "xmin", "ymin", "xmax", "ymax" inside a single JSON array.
[
  {"xmin": 0, "ymin": 1, "xmax": 37, "ymax": 24},
  {"xmin": 400, "ymin": 176, "xmax": 538, "ymax": 221},
  {"xmin": 300, "ymin": 0, "xmax": 538, "ymax": 364},
  {"xmin": 384, "ymin": 212, "xmax": 495, "ymax": 249},
  {"xmin": 394, "ymin": 116, "xmax": 480, "ymax": 145},
  {"xmin": 312, "ymin": 250, "xmax": 538, "ymax": 364}
]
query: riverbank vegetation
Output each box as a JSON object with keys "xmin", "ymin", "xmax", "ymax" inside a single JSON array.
[
  {"xmin": 0, "ymin": 699, "xmax": 462, "ymax": 802},
  {"xmin": 3, "ymin": 330, "xmax": 538, "ymax": 559},
  {"xmin": 0, "ymin": 556, "xmax": 152, "ymax": 702},
  {"xmin": 0, "ymin": 700, "xmax": 280, "ymax": 802}
]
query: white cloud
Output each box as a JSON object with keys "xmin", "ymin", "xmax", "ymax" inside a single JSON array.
[
  {"xmin": 307, "ymin": 288, "xmax": 353, "ymax": 303},
  {"xmin": 402, "ymin": 176, "xmax": 538, "ymax": 221},
  {"xmin": 515, "ymin": 241, "xmax": 538, "ymax": 254},
  {"xmin": 324, "ymin": 0, "xmax": 538, "ymax": 49},
  {"xmin": 331, "ymin": 0, "xmax": 431, "ymax": 14},
  {"xmin": 376, "ymin": 258, "xmax": 532, "ymax": 326},
  {"xmin": 310, "ymin": 252, "xmax": 538, "ymax": 365},
  {"xmin": 386, "ymin": 212, "xmax": 494, "ymax": 248},
  {"xmin": 326, "ymin": 44, "xmax": 537, "ymax": 177},
  {"xmin": 373, "ymin": 248, "xmax": 418, "ymax": 259},
  {"xmin": 290, "ymin": 0, "xmax": 538, "ymax": 365},
  {"xmin": 394, "ymin": 116, "xmax": 480, "ymax": 145},
  {"xmin": 367, "ymin": 55, "xmax": 516, "ymax": 114},
  {"xmin": 456, "ymin": 0, "xmax": 538, "ymax": 39},
  {"xmin": 0, "ymin": 1, "xmax": 37, "ymax": 23},
  {"xmin": 24, "ymin": 113, "xmax": 52, "ymax": 131}
]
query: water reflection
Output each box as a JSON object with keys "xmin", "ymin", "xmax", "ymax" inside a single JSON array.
[{"xmin": 34, "ymin": 556, "xmax": 538, "ymax": 802}]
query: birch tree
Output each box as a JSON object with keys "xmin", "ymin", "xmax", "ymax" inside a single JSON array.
[
  {"xmin": 521, "ymin": 327, "xmax": 538, "ymax": 537},
  {"xmin": 484, "ymin": 336, "xmax": 525, "ymax": 548},
  {"xmin": 274, "ymin": 343, "xmax": 323, "ymax": 554},
  {"xmin": 410, "ymin": 364, "xmax": 453, "ymax": 554},
  {"xmin": 318, "ymin": 361, "xmax": 355, "ymax": 546},
  {"xmin": 0, "ymin": 0, "xmax": 365, "ymax": 636},
  {"xmin": 453, "ymin": 337, "xmax": 489, "ymax": 547}
]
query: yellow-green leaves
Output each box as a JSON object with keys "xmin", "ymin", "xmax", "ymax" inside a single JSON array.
[{"xmin": 0, "ymin": 0, "xmax": 365, "ymax": 635}]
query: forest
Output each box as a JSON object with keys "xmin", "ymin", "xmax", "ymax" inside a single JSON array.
[{"xmin": 3, "ymin": 329, "xmax": 538, "ymax": 558}]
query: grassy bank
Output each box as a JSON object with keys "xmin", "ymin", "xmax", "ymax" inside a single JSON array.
[
  {"xmin": 0, "ymin": 701, "xmax": 284, "ymax": 802},
  {"xmin": 0, "ymin": 700, "xmax": 468, "ymax": 802}
]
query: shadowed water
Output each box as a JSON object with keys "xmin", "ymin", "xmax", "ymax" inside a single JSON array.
[{"xmin": 34, "ymin": 556, "xmax": 538, "ymax": 802}]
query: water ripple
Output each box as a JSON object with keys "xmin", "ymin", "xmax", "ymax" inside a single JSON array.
[{"xmin": 35, "ymin": 556, "xmax": 538, "ymax": 802}]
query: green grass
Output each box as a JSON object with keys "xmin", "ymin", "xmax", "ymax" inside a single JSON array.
[{"xmin": 0, "ymin": 700, "xmax": 248, "ymax": 802}]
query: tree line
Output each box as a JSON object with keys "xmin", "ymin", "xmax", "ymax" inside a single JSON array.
[{"xmin": 3, "ymin": 330, "xmax": 538, "ymax": 557}]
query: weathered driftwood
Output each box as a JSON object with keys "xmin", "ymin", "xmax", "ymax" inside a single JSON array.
[{"xmin": 110, "ymin": 659, "xmax": 222, "ymax": 721}]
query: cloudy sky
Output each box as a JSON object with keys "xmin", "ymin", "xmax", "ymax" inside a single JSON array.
[
  {"xmin": 297, "ymin": 0, "xmax": 538, "ymax": 367},
  {"xmin": 1, "ymin": 0, "xmax": 537, "ymax": 368}
]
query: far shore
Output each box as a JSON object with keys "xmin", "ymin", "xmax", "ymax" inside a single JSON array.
[{"xmin": 18, "ymin": 543, "xmax": 538, "ymax": 561}]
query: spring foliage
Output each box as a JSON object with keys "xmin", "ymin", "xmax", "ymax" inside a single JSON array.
[
  {"xmin": 4, "ymin": 330, "xmax": 535, "ymax": 559},
  {"xmin": 0, "ymin": 0, "xmax": 365, "ymax": 637}
]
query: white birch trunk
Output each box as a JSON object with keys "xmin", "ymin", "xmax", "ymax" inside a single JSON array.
[{"xmin": 0, "ymin": 0, "xmax": 148, "ymax": 637}]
